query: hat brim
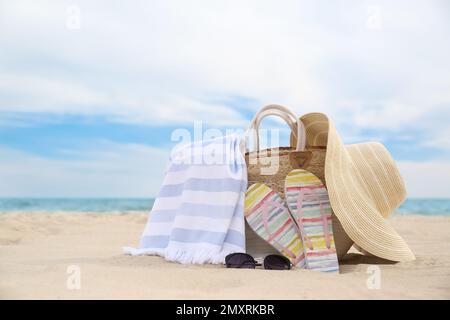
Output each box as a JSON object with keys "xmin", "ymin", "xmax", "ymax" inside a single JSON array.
[{"xmin": 300, "ymin": 113, "xmax": 415, "ymax": 262}]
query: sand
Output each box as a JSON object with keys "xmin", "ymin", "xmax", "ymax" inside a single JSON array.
[{"xmin": 0, "ymin": 212, "xmax": 449, "ymax": 299}]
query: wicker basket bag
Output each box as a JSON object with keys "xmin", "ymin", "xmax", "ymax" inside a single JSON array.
[{"xmin": 242, "ymin": 105, "xmax": 350, "ymax": 258}]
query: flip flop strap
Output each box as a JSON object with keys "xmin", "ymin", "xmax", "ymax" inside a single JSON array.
[
  {"xmin": 261, "ymin": 200, "xmax": 297, "ymax": 260},
  {"xmin": 296, "ymin": 187, "xmax": 331, "ymax": 249},
  {"xmin": 320, "ymin": 200, "xmax": 331, "ymax": 249},
  {"xmin": 296, "ymin": 189, "xmax": 314, "ymax": 250}
]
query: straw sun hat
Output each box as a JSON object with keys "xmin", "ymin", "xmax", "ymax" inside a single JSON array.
[{"xmin": 298, "ymin": 113, "xmax": 415, "ymax": 262}]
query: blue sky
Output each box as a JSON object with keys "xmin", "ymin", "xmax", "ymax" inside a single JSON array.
[{"xmin": 0, "ymin": 0, "xmax": 450, "ymax": 197}]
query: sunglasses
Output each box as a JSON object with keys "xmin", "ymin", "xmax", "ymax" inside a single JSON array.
[{"xmin": 225, "ymin": 253, "xmax": 291, "ymax": 270}]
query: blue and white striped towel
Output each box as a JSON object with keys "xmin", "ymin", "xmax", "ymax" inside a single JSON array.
[{"xmin": 123, "ymin": 134, "xmax": 247, "ymax": 264}]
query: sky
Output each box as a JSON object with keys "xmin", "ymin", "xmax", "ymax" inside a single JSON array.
[{"xmin": 0, "ymin": 0, "xmax": 449, "ymax": 198}]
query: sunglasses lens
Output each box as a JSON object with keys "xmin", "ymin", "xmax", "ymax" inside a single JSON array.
[
  {"xmin": 225, "ymin": 253, "xmax": 256, "ymax": 269},
  {"xmin": 239, "ymin": 261, "xmax": 257, "ymax": 269},
  {"xmin": 263, "ymin": 255, "xmax": 291, "ymax": 270}
]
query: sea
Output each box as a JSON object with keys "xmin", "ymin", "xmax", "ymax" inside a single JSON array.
[{"xmin": 0, "ymin": 198, "xmax": 449, "ymax": 216}]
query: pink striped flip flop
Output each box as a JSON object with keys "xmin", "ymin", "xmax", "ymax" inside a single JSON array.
[
  {"xmin": 244, "ymin": 183, "xmax": 305, "ymax": 268},
  {"xmin": 285, "ymin": 169, "xmax": 339, "ymax": 272}
]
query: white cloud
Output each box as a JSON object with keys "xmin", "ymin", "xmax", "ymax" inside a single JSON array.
[
  {"xmin": 0, "ymin": 0, "xmax": 450, "ymax": 198},
  {"xmin": 1, "ymin": 145, "xmax": 449, "ymax": 198},
  {"xmin": 398, "ymin": 161, "xmax": 450, "ymax": 198},
  {"xmin": 352, "ymin": 102, "xmax": 423, "ymax": 130},
  {"xmin": 0, "ymin": 74, "xmax": 109, "ymax": 112},
  {"xmin": 1, "ymin": 0, "xmax": 448, "ymax": 132},
  {"xmin": 0, "ymin": 144, "xmax": 169, "ymax": 197},
  {"xmin": 420, "ymin": 125, "xmax": 450, "ymax": 152}
]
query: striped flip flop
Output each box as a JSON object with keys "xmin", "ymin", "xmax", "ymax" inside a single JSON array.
[
  {"xmin": 244, "ymin": 183, "xmax": 305, "ymax": 268},
  {"xmin": 285, "ymin": 169, "xmax": 339, "ymax": 273}
]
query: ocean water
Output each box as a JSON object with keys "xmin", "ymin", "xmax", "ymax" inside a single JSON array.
[
  {"xmin": 0, "ymin": 198, "xmax": 449, "ymax": 215},
  {"xmin": 0, "ymin": 198, "xmax": 154, "ymax": 213},
  {"xmin": 396, "ymin": 198, "xmax": 450, "ymax": 216}
]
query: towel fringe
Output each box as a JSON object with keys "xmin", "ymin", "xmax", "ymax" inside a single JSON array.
[{"xmin": 123, "ymin": 246, "xmax": 244, "ymax": 265}]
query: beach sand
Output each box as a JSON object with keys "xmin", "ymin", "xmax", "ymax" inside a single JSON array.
[{"xmin": 0, "ymin": 212, "xmax": 449, "ymax": 299}]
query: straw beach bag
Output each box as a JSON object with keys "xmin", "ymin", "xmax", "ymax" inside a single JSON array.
[
  {"xmin": 242, "ymin": 105, "xmax": 350, "ymax": 258},
  {"xmin": 243, "ymin": 105, "xmax": 414, "ymax": 262},
  {"xmin": 245, "ymin": 105, "xmax": 325, "ymax": 196}
]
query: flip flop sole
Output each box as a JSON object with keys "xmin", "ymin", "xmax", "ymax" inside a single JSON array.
[
  {"xmin": 245, "ymin": 183, "xmax": 305, "ymax": 268},
  {"xmin": 285, "ymin": 169, "xmax": 339, "ymax": 273}
]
